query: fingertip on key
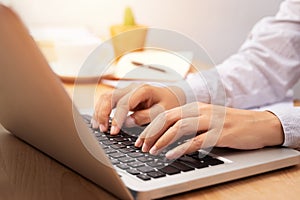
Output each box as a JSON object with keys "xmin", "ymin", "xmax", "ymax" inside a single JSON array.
[
  {"xmin": 149, "ymin": 146, "xmax": 158, "ymax": 155},
  {"xmin": 142, "ymin": 143, "xmax": 150, "ymax": 152},
  {"xmin": 165, "ymin": 150, "xmax": 178, "ymax": 160},
  {"xmin": 91, "ymin": 119, "xmax": 99, "ymax": 129},
  {"xmin": 135, "ymin": 138, "xmax": 143, "ymax": 147},
  {"xmin": 110, "ymin": 126, "xmax": 119, "ymax": 135},
  {"xmin": 99, "ymin": 124, "xmax": 106, "ymax": 132}
]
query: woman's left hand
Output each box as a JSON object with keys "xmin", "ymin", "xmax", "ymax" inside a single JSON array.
[{"xmin": 134, "ymin": 102, "xmax": 284, "ymax": 159}]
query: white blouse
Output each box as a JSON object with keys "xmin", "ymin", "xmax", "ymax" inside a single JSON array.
[{"xmin": 183, "ymin": 0, "xmax": 300, "ymax": 148}]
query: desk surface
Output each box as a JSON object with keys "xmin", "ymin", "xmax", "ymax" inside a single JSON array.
[{"xmin": 0, "ymin": 82, "xmax": 300, "ymax": 200}]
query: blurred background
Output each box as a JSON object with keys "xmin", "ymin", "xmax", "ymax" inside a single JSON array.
[{"xmin": 1, "ymin": 0, "xmax": 299, "ymax": 98}]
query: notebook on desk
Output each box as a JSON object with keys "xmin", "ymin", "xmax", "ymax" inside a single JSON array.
[
  {"xmin": 100, "ymin": 49, "xmax": 193, "ymax": 88},
  {"xmin": 0, "ymin": 5, "xmax": 300, "ymax": 200}
]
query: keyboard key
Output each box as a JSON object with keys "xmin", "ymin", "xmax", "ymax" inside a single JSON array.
[
  {"xmin": 110, "ymin": 152, "xmax": 126, "ymax": 159},
  {"xmin": 137, "ymin": 156, "xmax": 154, "ymax": 162},
  {"xmin": 105, "ymin": 134, "xmax": 119, "ymax": 139},
  {"xmin": 104, "ymin": 148, "xmax": 117, "ymax": 154},
  {"xmin": 194, "ymin": 154, "xmax": 213, "ymax": 160},
  {"xmin": 204, "ymin": 158, "xmax": 224, "ymax": 166},
  {"xmin": 147, "ymin": 161, "xmax": 164, "ymax": 168},
  {"xmin": 122, "ymin": 126, "xmax": 146, "ymax": 137},
  {"xmin": 118, "ymin": 157, "xmax": 135, "ymax": 163},
  {"xmin": 110, "ymin": 159, "xmax": 120, "ymax": 165},
  {"xmin": 187, "ymin": 151, "xmax": 199, "ymax": 157},
  {"xmin": 112, "ymin": 137, "xmax": 127, "ymax": 142},
  {"xmin": 159, "ymin": 165, "xmax": 180, "ymax": 175},
  {"xmin": 170, "ymin": 161, "xmax": 194, "ymax": 172},
  {"xmin": 117, "ymin": 163, "xmax": 130, "ymax": 170},
  {"xmin": 126, "ymin": 168, "xmax": 140, "ymax": 175},
  {"xmin": 96, "ymin": 136, "xmax": 108, "ymax": 142},
  {"xmin": 101, "ymin": 140, "xmax": 117, "ymax": 145},
  {"xmin": 137, "ymin": 174, "xmax": 151, "ymax": 181},
  {"xmin": 147, "ymin": 171, "xmax": 166, "ymax": 178},
  {"xmin": 128, "ymin": 161, "xmax": 145, "ymax": 168},
  {"xmin": 196, "ymin": 154, "xmax": 224, "ymax": 166},
  {"xmin": 121, "ymin": 140, "xmax": 135, "ymax": 146},
  {"xmin": 111, "ymin": 144, "xmax": 126, "ymax": 149},
  {"xmin": 129, "ymin": 146, "xmax": 142, "ymax": 151},
  {"xmin": 154, "ymin": 156, "xmax": 170, "ymax": 164},
  {"xmin": 94, "ymin": 132, "xmax": 103, "ymax": 137},
  {"xmin": 198, "ymin": 154, "xmax": 213, "ymax": 160},
  {"xmin": 128, "ymin": 137, "xmax": 137, "ymax": 142},
  {"xmin": 128, "ymin": 152, "xmax": 144, "ymax": 158},
  {"xmin": 119, "ymin": 148, "xmax": 135, "ymax": 154},
  {"xmin": 178, "ymin": 156, "xmax": 209, "ymax": 169},
  {"xmin": 137, "ymin": 166, "xmax": 155, "ymax": 173}
]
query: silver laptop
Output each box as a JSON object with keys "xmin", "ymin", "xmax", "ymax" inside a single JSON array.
[{"xmin": 0, "ymin": 5, "xmax": 299, "ymax": 200}]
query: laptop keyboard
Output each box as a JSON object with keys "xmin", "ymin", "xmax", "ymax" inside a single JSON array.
[{"xmin": 83, "ymin": 115, "xmax": 224, "ymax": 181}]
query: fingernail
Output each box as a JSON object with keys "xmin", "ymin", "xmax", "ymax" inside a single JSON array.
[
  {"xmin": 124, "ymin": 116, "xmax": 136, "ymax": 127},
  {"xmin": 165, "ymin": 150, "xmax": 177, "ymax": 160},
  {"xmin": 99, "ymin": 124, "xmax": 106, "ymax": 132},
  {"xmin": 91, "ymin": 119, "xmax": 99, "ymax": 129},
  {"xmin": 135, "ymin": 138, "xmax": 142, "ymax": 147},
  {"xmin": 110, "ymin": 126, "xmax": 119, "ymax": 135},
  {"xmin": 142, "ymin": 143, "xmax": 149, "ymax": 152},
  {"xmin": 149, "ymin": 146, "xmax": 158, "ymax": 155}
]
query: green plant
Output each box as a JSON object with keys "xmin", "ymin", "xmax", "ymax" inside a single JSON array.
[{"xmin": 123, "ymin": 7, "xmax": 135, "ymax": 26}]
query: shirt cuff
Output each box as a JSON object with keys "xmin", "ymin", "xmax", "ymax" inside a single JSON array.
[{"xmin": 266, "ymin": 106, "xmax": 300, "ymax": 148}]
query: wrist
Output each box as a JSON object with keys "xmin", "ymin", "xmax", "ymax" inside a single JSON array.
[
  {"xmin": 259, "ymin": 111, "xmax": 284, "ymax": 147},
  {"xmin": 166, "ymin": 86, "xmax": 186, "ymax": 106}
]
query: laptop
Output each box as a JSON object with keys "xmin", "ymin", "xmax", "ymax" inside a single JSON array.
[{"xmin": 0, "ymin": 5, "xmax": 299, "ymax": 200}]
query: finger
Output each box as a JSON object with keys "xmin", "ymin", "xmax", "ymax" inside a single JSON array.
[
  {"xmin": 165, "ymin": 128, "xmax": 221, "ymax": 159},
  {"xmin": 93, "ymin": 84, "xmax": 136, "ymax": 131},
  {"xmin": 111, "ymin": 85, "xmax": 159, "ymax": 134},
  {"xmin": 135, "ymin": 102, "xmax": 206, "ymax": 151},
  {"xmin": 131, "ymin": 104, "xmax": 166, "ymax": 148},
  {"xmin": 125, "ymin": 104, "xmax": 165, "ymax": 127},
  {"xmin": 137, "ymin": 103, "xmax": 201, "ymax": 152},
  {"xmin": 149, "ymin": 117, "xmax": 207, "ymax": 155},
  {"xmin": 136, "ymin": 107, "xmax": 182, "ymax": 152},
  {"xmin": 93, "ymin": 92, "xmax": 113, "ymax": 131},
  {"xmin": 165, "ymin": 134, "xmax": 206, "ymax": 160},
  {"xmin": 110, "ymin": 96, "xmax": 130, "ymax": 134}
]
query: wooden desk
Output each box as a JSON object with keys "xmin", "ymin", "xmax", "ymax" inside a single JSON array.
[{"xmin": 0, "ymin": 82, "xmax": 300, "ymax": 200}]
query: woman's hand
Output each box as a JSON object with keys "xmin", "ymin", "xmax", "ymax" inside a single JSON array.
[
  {"xmin": 92, "ymin": 84, "xmax": 186, "ymax": 134},
  {"xmin": 135, "ymin": 102, "xmax": 284, "ymax": 159}
]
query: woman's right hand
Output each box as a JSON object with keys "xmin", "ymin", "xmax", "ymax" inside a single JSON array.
[{"xmin": 92, "ymin": 83, "xmax": 186, "ymax": 135}]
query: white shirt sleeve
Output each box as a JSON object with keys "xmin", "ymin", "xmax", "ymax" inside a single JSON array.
[
  {"xmin": 268, "ymin": 106, "xmax": 300, "ymax": 148},
  {"xmin": 182, "ymin": 0, "xmax": 300, "ymax": 148},
  {"xmin": 184, "ymin": 0, "xmax": 300, "ymax": 109}
]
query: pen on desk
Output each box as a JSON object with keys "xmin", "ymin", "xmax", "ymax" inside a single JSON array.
[{"xmin": 131, "ymin": 61, "xmax": 166, "ymax": 73}]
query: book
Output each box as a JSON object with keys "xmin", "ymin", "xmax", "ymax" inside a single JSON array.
[{"xmin": 101, "ymin": 49, "xmax": 192, "ymax": 87}]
